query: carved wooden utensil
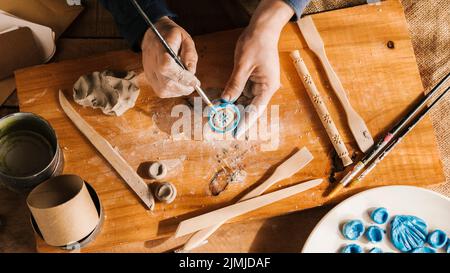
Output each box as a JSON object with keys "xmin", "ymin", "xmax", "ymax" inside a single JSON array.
[
  {"xmin": 176, "ymin": 147, "xmax": 314, "ymax": 246},
  {"xmin": 297, "ymin": 16, "xmax": 374, "ymax": 152},
  {"xmin": 290, "ymin": 50, "xmax": 352, "ymax": 167},
  {"xmin": 59, "ymin": 90, "xmax": 154, "ymax": 210},
  {"xmin": 175, "ymin": 178, "xmax": 322, "ymax": 238}
]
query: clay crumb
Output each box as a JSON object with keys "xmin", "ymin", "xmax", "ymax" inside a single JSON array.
[{"xmin": 209, "ymin": 167, "xmax": 247, "ymax": 196}]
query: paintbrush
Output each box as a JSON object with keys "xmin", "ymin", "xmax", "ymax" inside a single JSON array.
[
  {"xmin": 130, "ymin": 0, "xmax": 214, "ymax": 109},
  {"xmin": 327, "ymin": 72, "xmax": 450, "ymax": 198},
  {"xmin": 347, "ymin": 83, "xmax": 450, "ymax": 187}
]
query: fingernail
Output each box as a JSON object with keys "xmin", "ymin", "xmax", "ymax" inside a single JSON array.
[
  {"xmin": 186, "ymin": 63, "xmax": 195, "ymax": 73},
  {"xmin": 221, "ymin": 93, "xmax": 231, "ymax": 102}
]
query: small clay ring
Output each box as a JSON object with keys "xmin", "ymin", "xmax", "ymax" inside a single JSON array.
[
  {"xmin": 154, "ymin": 182, "xmax": 177, "ymax": 204},
  {"xmin": 148, "ymin": 161, "xmax": 168, "ymax": 180}
]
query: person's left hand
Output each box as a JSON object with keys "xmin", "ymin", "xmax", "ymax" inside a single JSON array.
[
  {"xmin": 220, "ymin": 0, "xmax": 294, "ymax": 139},
  {"xmin": 221, "ymin": 27, "xmax": 281, "ymax": 139}
]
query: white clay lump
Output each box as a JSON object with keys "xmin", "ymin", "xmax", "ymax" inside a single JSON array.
[{"xmin": 73, "ymin": 70, "xmax": 140, "ymax": 116}]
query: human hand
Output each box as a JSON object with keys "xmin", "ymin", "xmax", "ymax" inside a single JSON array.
[
  {"xmin": 141, "ymin": 16, "xmax": 200, "ymax": 98},
  {"xmin": 221, "ymin": 0, "xmax": 294, "ymax": 138}
]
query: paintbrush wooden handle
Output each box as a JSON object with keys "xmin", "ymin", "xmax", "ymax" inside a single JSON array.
[
  {"xmin": 175, "ymin": 179, "xmax": 322, "ymax": 238},
  {"xmin": 290, "ymin": 50, "xmax": 352, "ymax": 166},
  {"xmin": 180, "ymin": 147, "xmax": 314, "ymax": 251}
]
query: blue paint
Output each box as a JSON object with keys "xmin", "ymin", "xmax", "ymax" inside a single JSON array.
[
  {"xmin": 341, "ymin": 244, "xmax": 363, "ymax": 253},
  {"xmin": 208, "ymin": 99, "xmax": 240, "ymax": 134},
  {"xmin": 370, "ymin": 207, "xmax": 389, "ymax": 224},
  {"xmin": 368, "ymin": 247, "xmax": 383, "ymax": 253},
  {"xmin": 390, "ymin": 215, "xmax": 428, "ymax": 252},
  {"xmin": 365, "ymin": 226, "xmax": 384, "ymax": 243},
  {"xmin": 410, "ymin": 246, "xmax": 436, "ymax": 253},
  {"xmin": 427, "ymin": 229, "xmax": 447, "ymax": 249},
  {"xmin": 342, "ymin": 220, "xmax": 365, "ymax": 240}
]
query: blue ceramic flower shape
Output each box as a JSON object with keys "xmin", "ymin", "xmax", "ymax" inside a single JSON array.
[
  {"xmin": 370, "ymin": 207, "xmax": 389, "ymax": 224},
  {"xmin": 427, "ymin": 229, "xmax": 447, "ymax": 249},
  {"xmin": 365, "ymin": 226, "xmax": 384, "ymax": 243},
  {"xmin": 368, "ymin": 247, "xmax": 383, "ymax": 253},
  {"xmin": 390, "ymin": 215, "xmax": 428, "ymax": 252},
  {"xmin": 410, "ymin": 247, "xmax": 436, "ymax": 253},
  {"xmin": 208, "ymin": 99, "xmax": 240, "ymax": 134},
  {"xmin": 342, "ymin": 220, "xmax": 365, "ymax": 240},
  {"xmin": 341, "ymin": 244, "xmax": 363, "ymax": 253}
]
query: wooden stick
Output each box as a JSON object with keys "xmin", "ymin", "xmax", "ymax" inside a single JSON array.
[
  {"xmin": 290, "ymin": 50, "xmax": 352, "ymax": 166},
  {"xmin": 179, "ymin": 147, "xmax": 314, "ymax": 251},
  {"xmin": 297, "ymin": 16, "xmax": 374, "ymax": 153},
  {"xmin": 59, "ymin": 90, "xmax": 155, "ymax": 210},
  {"xmin": 175, "ymin": 178, "xmax": 322, "ymax": 238}
]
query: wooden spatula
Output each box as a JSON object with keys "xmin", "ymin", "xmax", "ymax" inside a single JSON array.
[
  {"xmin": 177, "ymin": 147, "xmax": 314, "ymax": 249},
  {"xmin": 175, "ymin": 178, "xmax": 322, "ymax": 238},
  {"xmin": 297, "ymin": 16, "xmax": 374, "ymax": 152}
]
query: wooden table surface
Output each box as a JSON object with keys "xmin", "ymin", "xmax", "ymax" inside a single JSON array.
[{"xmin": 0, "ymin": 0, "xmax": 446, "ymax": 253}]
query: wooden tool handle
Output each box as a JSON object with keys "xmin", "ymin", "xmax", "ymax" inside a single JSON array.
[
  {"xmin": 315, "ymin": 51, "xmax": 353, "ymax": 110},
  {"xmin": 297, "ymin": 16, "xmax": 374, "ymax": 152},
  {"xmin": 290, "ymin": 51, "xmax": 352, "ymax": 166},
  {"xmin": 59, "ymin": 91, "xmax": 154, "ymax": 210},
  {"xmin": 175, "ymin": 179, "xmax": 323, "ymax": 238},
  {"xmin": 181, "ymin": 147, "xmax": 314, "ymax": 251}
]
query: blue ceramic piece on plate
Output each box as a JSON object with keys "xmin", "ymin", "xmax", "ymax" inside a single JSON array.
[
  {"xmin": 368, "ymin": 247, "xmax": 383, "ymax": 253},
  {"xmin": 341, "ymin": 244, "xmax": 363, "ymax": 253},
  {"xmin": 342, "ymin": 220, "xmax": 365, "ymax": 240},
  {"xmin": 446, "ymin": 241, "xmax": 450, "ymax": 253},
  {"xmin": 411, "ymin": 247, "xmax": 436, "ymax": 253},
  {"xmin": 365, "ymin": 226, "xmax": 384, "ymax": 243},
  {"xmin": 370, "ymin": 207, "xmax": 389, "ymax": 224},
  {"xmin": 427, "ymin": 229, "xmax": 447, "ymax": 249},
  {"xmin": 389, "ymin": 215, "xmax": 428, "ymax": 252}
]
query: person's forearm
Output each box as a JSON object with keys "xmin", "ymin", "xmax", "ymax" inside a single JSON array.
[
  {"xmin": 248, "ymin": 0, "xmax": 295, "ymax": 37},
  {"xmin": 100, "ymin": 0, "xmax": 175, "ymax": 51}
]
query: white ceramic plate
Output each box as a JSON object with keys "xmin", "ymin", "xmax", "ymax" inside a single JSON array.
[{"xmin": 302, "ymin": 186, "xmax": 450, "ymax": 253}]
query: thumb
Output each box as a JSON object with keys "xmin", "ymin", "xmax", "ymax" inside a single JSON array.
[{"xmin": 222, "ymin": 64, "xmax": 251, "ymax": 102}]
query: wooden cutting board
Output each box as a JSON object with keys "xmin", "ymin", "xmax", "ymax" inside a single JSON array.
[{"xmin": 15, "ymin": 0, "xmax": 444, "ymax": 252}]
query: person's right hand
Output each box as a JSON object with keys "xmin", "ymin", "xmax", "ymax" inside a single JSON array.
[{"xmin": 141, "ymin": 16, "xmax": 200, "ymax": 98}]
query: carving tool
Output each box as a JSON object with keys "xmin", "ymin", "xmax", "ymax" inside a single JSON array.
[
  {"xmin": 297, "ymin": 16, "xmax": 374, "ymax": 152},
  {"xmin": 178, "ymin": 147, "xmax": 314, "ymax": 251},
  {"xmin": 175, "ymin": 178, "xmax": 323, "ymax": 238},
  {"xmin": 59, "ymin": 90, "xmax": 155, "ymax": 210},
  {"xmin": 130, "ymin": 0, "xmax": 214, "ymax": 109},
  {"xmin": 347, "ymin": 80, "xmax": 450, "ymax": 188},
  {"xmin": 290, "ymin": 50, "xmax": 352, "ymax": 166},
  {"xmin": 327, "ymin": 72, "xmax": 450, "ymax": 198}
]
